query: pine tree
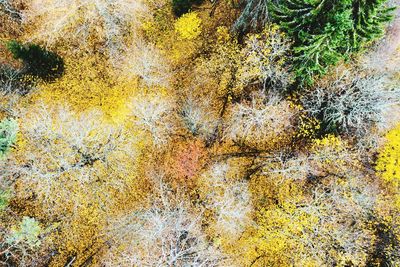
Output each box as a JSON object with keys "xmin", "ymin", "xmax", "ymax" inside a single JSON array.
[
  {"xmin": 271, "ymin": 0, "xmax": 394, "ymax": 84},
  {"xmin": 6, "ymin": 40, "xmax": 64, "ymax": 80}
]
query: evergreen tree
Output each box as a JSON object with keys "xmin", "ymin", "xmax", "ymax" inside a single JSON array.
[
  {"xmin": 6, "ymin": 40, "xmax": 64, "ymax": 80},
  {"xmin": 271, "ymin": 0, "xmax": 394, "ymax": 84},
  {"xmin": 172, "ymin": 0, "xmax": 203, "ymax": 17},
  {"xmin": 233, "ymin": 0, "xmax": 270, "ymax": 34}
]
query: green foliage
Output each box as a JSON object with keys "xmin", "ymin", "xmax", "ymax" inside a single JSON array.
[
  {"xmin": 6, "ymin": 40, "xmax": 64, "ymax": 80},
  {"xmin": 233, "ymin": 0, "xmax": 269, "ymax": 34},
  {"xmin": 172, "ymin": 0, "xmax": 203, "ymax": 17},
  {"xmin": 0, "ymin": 190, "xmax": 11, "ymax": 211},
  {"xmin": 173, "ymin": 0, "xmax": 192, "ymax": 16},
  {"xmin": 0, "ymin": 118, "xmax": 18, "ymax": 157},
  {"xmin": 6, "ymin": 217, "xmax": 42, "ymax": 249},
  {"xmin": 271, "ymin": 0, "xmax": 394, "ymax": 84}
]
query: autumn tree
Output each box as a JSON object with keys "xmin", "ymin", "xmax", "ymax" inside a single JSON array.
[
  {"xmin": 102, "ymin": 177, "xmax": 224, "ymax": 266},
  {"xmin": 374, "ymin": 123, "xmax": 400, "ymax": 265},
  {"xmin": 0, "ymin": 103, "xmax": 145, "ymax": 265},
  {"xmin": 240, "ymin": 24, "xmax": 292, "ymax": 92},
  {"xmin": 23, "ymin": 0, "xmax": 150, "ymax": 59}
]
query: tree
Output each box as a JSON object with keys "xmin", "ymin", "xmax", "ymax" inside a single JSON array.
[
  {"xmin": 271, "ymin": 0, "xmax": 394, "ymax": 84},
  {"xmin": 0, "ymin": 118, "xmax": 17, "ymax": 157},
  {"xmin": 240, "ymin": 166, "xmax": 376, "ymax": 266},
  {"xmin": 121, "ymin": 39, "xmax": 171, "ymax": 87},
  {"xmin": 23, "ymin": 0, "xmax": 150, "ymax": 60},
  {"xmin": 1, "ymin": 217, "xmax": 44, "ymax": 266},
  {"xmin": 172, "ymin": 0, "xmax": 203, "ymax": 16},
  {"xmin": 375, "ymin": 123, "xmax": 400, "ymax": 266},
  {"xmin": 232, "ymin": 0, "xmax": 270, "ymax": 34},
  {"xmin": 240, "ymin": 24, "xmax": 292, "ymax": 92},
  {"xmin": 376, "ymin": 123, "xmax": 400, "ymax": 191},
  {"xmin": 128, "ymin": 92, "xmax": 177, "ymax": 147},
  {"xmin": 0, "ymin": 0, "xmax": 23, "ymax": 39},
  {"xmin": 6, "ymin": 40, "xmax": 64, "ymax": 80},
  {"xmin": 0, "ymin": 64, "xmax": 33, "ymax": 96},
  {"xmin": 0, "ymin": 103, "xmax": 144, "ymax": 265},
  {"xmin": 173, "ymin": 0, "xmax": 192, "ymax": 16},
  {"xmin": 199, "ymin": 163, "xmax": 252, "ymax": 237},
  {"xmin": 180, "ymin": 97, "xmax": 219, "ymax": 142},
  {"xmin": 1, "ymin": 103, "xmax": 137, "ymax": 209},
  {"xmin": 224, "ymin": 92, "xmax": 298, "ymax": 149},
  {"xmin": 102, "ymin": 178, "xmax": 223, "ymax": 266},
  {"xmin": 301, "ymin": 69, "xmax": 400, "ymax": 136},
  {"xmin": 0, "ymin": 0, "xmax": 21, "ymax": 20},
  {"xmin": 174, "ymin": 12, "xmax": 202, "ymax": 40}
]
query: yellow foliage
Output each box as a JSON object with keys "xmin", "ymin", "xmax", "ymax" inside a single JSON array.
[
  {"xmin": 375, "ymin": 124, "xmax": 400, "ymax": 263},
  {"xmin": 312, "ymin": 134, "xmax": 345, "ymax": 151},
  {"xmin": 27, "ymin": 54, "xmax": 137, "ymax": 123},
  {"xmin": 376, "ymin": 124, "xmax": 400, "ymax": 191},
  {"xmin": 174, "ymin": 12, "xmax": 202, "ymax": 40},
  {"xmin": 231, "ymin": 177, "xmax": 318, "ymax": 266}
]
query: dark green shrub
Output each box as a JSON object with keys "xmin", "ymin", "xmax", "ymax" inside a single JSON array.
[
  {"xmin": 6, "ymin": 40, "xmax": 64, "ymax": 80},
  {"xmin": 172, "ymin": 0, "xmax": 203, "ymax": 16},
  {"xmin": 172, "ymin": 0, "xmax": 192, "ymax": 16}
]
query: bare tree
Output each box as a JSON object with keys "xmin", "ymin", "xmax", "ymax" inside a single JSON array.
[
  {"xmin": 121, "ymin": 39, "xmax": 171, "ymax": 87},
  {"xmin": 1, "ymin": 103, "xmax": 136, "ymax": 209},
  {"xmin": 180, "ymin": 97, "xmax": 219, "ymax": 141},
  {"xmin": 23, "ymin": 0, "xmax": 150, "ymax": 59},
  {"xmin": 201, "ymin": 163, "xmax": 252, "ymax": 237},
  {"xmin": 295, "ymin": 175, "xmax": 377, "ymax": 266},
  {"xmin": 129, "ymin": 93, "xmax": 176, "ymax": 147},
  {"xmin": 224, "ymin": 92, "xmax": 297, "ymax": 148},
  {"xmin": 301, "ymin": 69, "xmax": 400, "ymax": 137},
  {"xmin": 102, "ymin": 176, "xmax": 224, "ymax": 266},
  {"xmin": 260, "ymin": 135, "xmax": 360, "ymax": 182}
]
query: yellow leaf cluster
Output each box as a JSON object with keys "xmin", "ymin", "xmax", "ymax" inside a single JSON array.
[
  {"xmin": 376, "ymin": 124, "xmax": 400, "ymax": 191},
  {"xmin": 27, "ymin": 55, "xmax": 137, "ymax": 123},
  {"xmin": 174, "ymin": 12, "xmax": 202, "ymax": 40}
]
